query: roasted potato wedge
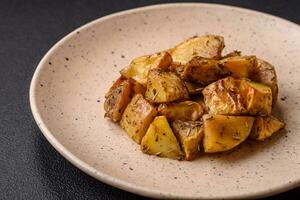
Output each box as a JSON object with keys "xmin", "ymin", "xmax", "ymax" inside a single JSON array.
[
  {"xmin": 183, "ymin": 56, "xmax": 230, "ymax": 85},
  {"xmin": 203, "ymin": 77, "xmax": 272, "ymax": 115},
  {"xmin": 104, "ymin": 78, "xmax": 132, "ymax": 122},
  {"xmin": 202, "ymin": 77, "xmax": 247, "ymax": 115},
  {"xmin": 120, "ymin": 94, "xmax": 157, "ymax": 144},
  {"xmin": 203, "ymin": 115, "xmax": 254, "ymax": 153},
  {"xmin": 250, "ymin": 58, "xmax": 278, "ymax": 104},
  {"xmin": 250, "ymin": 115, "xmax": 285, "ymax": 141},
  {"xmin": 145, "ymin": 69, "xmax": 189, "ymax": 103},
  {"xmin": 242, "ymin": 80, "xmax": 273, "ymax": 116},
  {"xmin": 169, "ymin": 35, "xmax": 225, "ymax": 64},
  {"xmin": 158, "ymin": 101, "xmax": 203, "ymax": 121},
  {"xmin": 172, "ymin": 120, "xmax": 204, "ymax": 160},
  {"xmin": 120, "ymin": 52, "xmax": 172, "ymax": 85},
  {"xmin": 219, "ymin": 56, "xmax": 257, "ymax": 78},
  {"xmin": 141, "ymin": 116, "xmax": 183, "ymax": 160}
]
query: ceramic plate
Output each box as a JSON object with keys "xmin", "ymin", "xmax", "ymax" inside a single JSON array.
[{"xmin": 30, "ymin": 3, "xmax": 300, "ymax": 199}]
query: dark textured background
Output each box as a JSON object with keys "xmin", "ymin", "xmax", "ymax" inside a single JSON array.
[{"xmin": 1, "ymin": 0, "xmax": 299, "ymax": 199}]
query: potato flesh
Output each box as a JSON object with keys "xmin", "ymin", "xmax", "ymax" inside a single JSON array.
[
  {"xmin": 219, "ymin": 56, "xmax": 257, "ymax": 78},
  {"xmin": 169, "ymin": 35, "xmax": 225, "ymax": 64},
  {"xmin": 203, "ymin": 77, "xmax": 272, "ymax": 115},
  {"xmin": 183, "ymin": 57, "xmax": 230, "ymax": 85},
  {"xmin": 104, "ymin": 78, "xmax": 132, "ymax": 122},
  {"xmin": 158, "ymin": 101, "xmax": 203, "ymax": 121},
  {"xmin": 145, "ymin": 69, "xmax": 189, "ymax": 103},
  {"xmin": 250, "ymin": 116, "xmax": 285, "ymax": 141},
  {"xmin": 203, "ymin": 115, "xmax": 254, "ymax": 153},
  {"xmin": 172, "ymin": 120, "xmax": 203, "ymax": 160},
  {"xmin": 120, "ymin": 52, "xmax": 172, "ymax": 85},
  {"xmin": 141, "ymin": 116, "xmax": 183, "ymax": 160},
  {"xmin": 250, "ymin": 58, "xmax": 278, "ymax": 104},
  {"xmin": 120, "ymin": 94, "xmax": 157, "ymax": 144}
]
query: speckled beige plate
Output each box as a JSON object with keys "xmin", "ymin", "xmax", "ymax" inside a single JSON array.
[{"xmin": 30, "ymin": 3, "xmax": 300, "ymax": 199}]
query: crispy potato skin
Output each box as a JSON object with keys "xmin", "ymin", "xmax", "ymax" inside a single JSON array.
[
  {"xmin": 222, "ymin": 50, "xmax": 241, "ymax": 58},
  {"xmin": 158, "ymin": 101, "xmax": 203, "ymax": 121},
  {"xmin": 169, "ymin": 35, "xmax": 225, "ymax": 64},
  {"xmin": 203, "ymin": 77, "xmax": 272, "ymax": 116},
  {"xmin": 250, "ymin": 115, "xmax": 285, "ymax": 141},
  {"xmin": 120, "ymin": 52, "xmax": 172, "ymax": 85},
  {"xmin": 183, "ymin": 57, "xmax": 230, "ymax": 85},
  {"xmin": 120, "ymin": 94, "xmax": 157, "ymax": 144},
  {"xmin": 219, "ymin": 56, "xmax": 257, "ymax": 78},
  {"xmin": 203, "ymin": 115, "xmax": 254, "ymax": 153},
  {"xmin": 104, "ymin": 78, "xmax": 132, "ymax": 122},
  {"xmin": 202, "ymin": 77, "xmax": 247, "ymax": 115},
  {"xmin": 145, "ymin": 69, "xmax": 189, "ymax": 103},
  {"xmin": 250, "ymin": 58, "xmax": 278, "ymax": 104},
  {"xmin": 141, "ymin": 116, "xmax": 183, "ymax": 160},
  {"xmin": 172, "ymin": 120, "xmax": 203, "ymax": 160}
]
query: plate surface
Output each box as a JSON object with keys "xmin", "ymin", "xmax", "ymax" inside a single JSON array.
[{"xmin": 30, "ymin": 3, "xmax": 300, "ymax": 199}]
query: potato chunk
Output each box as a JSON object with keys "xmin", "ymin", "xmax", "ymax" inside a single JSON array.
[
  {"xmin": 250, "ymin": 58, "xmax": 278, "ymax": 104},
  {"xmin": 120, "ymin": 52, "xmax": 172, "ymax": 85},
  {"xmin": 242, "ymin": 81, "xmax": 273, "ymax": 116},
  {"xmin": 203, "ymin": 77, "xmax": 272, "ymax": 115},
  {"xmin": 104, "ymin": 78, "xmax": 132, "ymax": 122},
  {"xmin": 202, "ymin": 77, "xmax": 247, "ymax": 115},
  {"xmin": 172, "ymin": 120, "xmax": 204, "ymax": 160},
  {"xmin": 203, "ymin": 115, "xmax": 254, "ymax": 153},
  {"xmin": 183, "ymin": 57, "xmax": 230, "ymax": 85},
  {"xmin": 169, "ymin": 35, "xmax": 225, "ymax": 64},
  {"xmin": 158, "ymin": 101, "xmax": 203, "ymax": 121},
  {"xmin": 219, "ymin": 56, "xmax": 257, "ymax": 78},
  {"xmin": 145, "ymin": 69, "xmax": 189, "ymax": 103},
  {"xmin": 141, "ymin": 116, "xmax": 183, "ymax": 160},
  {"xmin": 250, "ymin": 116, "xmax": 285, "ymax": 141},
  {"xmin": 120, "ymin": 94, "xmax": 157, "ymax": 144}
]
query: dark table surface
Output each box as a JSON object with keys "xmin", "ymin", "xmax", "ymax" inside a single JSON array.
[{"xmin": 1, "ymin": 0, "xmax": 300, "ymax": 199}]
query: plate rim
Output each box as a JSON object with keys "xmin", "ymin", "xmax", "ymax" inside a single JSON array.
[{"xmin": 29, "ymin": 3, "xmax": 300, "ymax": 199}]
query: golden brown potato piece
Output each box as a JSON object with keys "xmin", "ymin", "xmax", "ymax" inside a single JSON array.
[
  {"xmin": 219, "ymin": 56, "xmax": 257, "ymax": 78},
  {"xmin": 141, "ymin": 116, "xmax": 183, "ymax": 160},
  {"xmin": 250, "ymin": 58, "xmax": 278, "ymax": 104},
  {"xmin": 145, "ymin": 69, "xmax": 189, "ymax": 103},
  {"xmin": 250, "ymin": 116, "xmax": 285, "ymax": 141},
  {"xmin": 120, "ymin": 94, "xmax": 157, "ymax": 144},
  {"xmin": 183, "ymin": 56, "xmax": 230, "ymax": 85},
  {"xmin": 241, "ymin": 80, "xmax": 273, "ymax": 116},
  {"xmin": 120, "ymin": 52, "xmax": 172, "ymax": 85},
  {"xmin": 169, "ymin": 35, "xmax": 225, "ymax": 64},
  {"xmin": 158, "ymin": 101, "xmax": 203, "ymax": 121},
  {"xmin": 104, "ymin": 78, "xmax": 132, "ymax": 122},
  {"xmin": 172, "ymin": 120, "xmax": 204, "ymax": 160},
  {"xmin": 202, "ymin": 77, "xmax": 247, "ymax": 115},
  {"xmin": 203, "ymin": 115, "xmax": 254, "ymax": 153},
  {"xmin": 203, "ymin": 77, "xmax": 272, "ymax": 116}
]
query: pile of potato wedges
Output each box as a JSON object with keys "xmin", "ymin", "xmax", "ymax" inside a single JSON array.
[{"xmin": 104, "ymin": 35, "xmax": 285, "ymax": 161}]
